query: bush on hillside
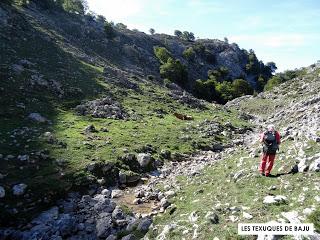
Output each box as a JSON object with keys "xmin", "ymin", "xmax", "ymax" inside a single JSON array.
[
  {"xmin": 104, "ymin": 21, "xmax": 115, "ymax": 39},
  {"xmin": 154, "ymin": 46, "xmax": 172, "ymax": 64},
  {"xmin": 215, "ymin": 81, "xmax": 234, "ymax": 103},
  {"xmin": 174, "ymin": 30, "xmax": 182, "ymax": 38},
  {"xmin": 194, "ymin": 79, "xmax": 217, "ymax": 102},
  {"xmin": 232, "ymin": 79, "xmax": 253, "ymax": 97},
  {"xmin": 183, "ymin": 47, "xmax": 196, "ymax": 61},
  {"xmin": 264, "ymin": 69, "xmax": 303, "ymax": 91},
  {"xmin": 160, "ymin": 58, "xmax": 188, "ymax": 85}
]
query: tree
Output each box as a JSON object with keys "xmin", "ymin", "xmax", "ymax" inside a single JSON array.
[
  {"xmin": 160, "ymin": 58, "xmax": 188, "ymax": 85},
  {"xmin": 182, "ymin": 31, "xmax": 195, "ymax": 41},
  {"xmin": 194, "ymin": 79, "xmax": 217, "ymax": 101},
  {"xmin": 149, "ymin": 28, "xmax": 155, "ymax": 35},
  {"xmin": 116, "ymin": 23, "xmax": 127, "ymax": 30},
  {"xmin": 153, "ymin": 46, "xmax": 172, "ymax": 64},
  {"xmin": 266, "ymin": 62, "xmax": 277, "ymax": 73},
  {"xmin": 232, "ymin": 79, "xmax": 253, "ymax": 97},
  {"xmin": 104, "ymin": 21, "xmax": 115, "ymax": 39},
  {"xmin": 215, "ymin": 81, "xmax": 234, "ymax": 103},
  {"xmin": 96, "ymin": 15, "xmax": 106, "ymax": 24},
  {"xmin": 62, "ymin": 0, "xmax": 88, "ymax": 14},
  {"xmin": 183, "ymin": 47, "xmax": 196, "ymax": 61},
  {"xmin": 174, "ymin": 30, "xmax": 182, "ymax": 38}
]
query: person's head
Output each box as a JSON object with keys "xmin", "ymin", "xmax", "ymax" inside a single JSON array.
[{"xmin": 267, "ymin": 124, "xmax": 275, "ymax": 132}]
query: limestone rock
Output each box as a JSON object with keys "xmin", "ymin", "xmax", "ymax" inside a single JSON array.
[{"xmin": 12, "ymin": 183, "xmax": 27, "ymax": 196}]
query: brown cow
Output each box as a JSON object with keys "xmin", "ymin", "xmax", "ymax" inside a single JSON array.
[{"xmin": 173, "ymin": 112, "xmax": 193, "ymax": 120}]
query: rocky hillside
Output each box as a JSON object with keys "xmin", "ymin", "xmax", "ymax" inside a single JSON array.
[
  {"xmin": 0, "ymin": 1, "xmax": 319, "ymax": 240},
  {"xmin": 0, "ymin": 1, "xmax": 252, "ymax": 229}
]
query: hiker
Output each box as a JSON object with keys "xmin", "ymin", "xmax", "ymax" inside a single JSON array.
[{"xmin": 259, "ymin": 124, "xmax": 281, "ymax": 177}]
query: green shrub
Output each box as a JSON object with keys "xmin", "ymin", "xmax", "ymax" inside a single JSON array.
[
  {"xmin": 183, "ymin": 47, "xmax": 196, "ymax": 61},
  {"xmin": 194, "ymin": 79, "xmax": 217, "ymax": 101},
  {"xmin": 174, "ymin": 30, "xmax": 182, "ymax": 38},
  {"xmin": 208, "ymin": 66, "xmax": 229, "ymax": 82},
  {"xmin": 182, "ymin": 31, "xmax": 195, "ymax": 41},
  {"xmin": 62, "ymin": 0, "xmax": 87, "ymax": 14},
  {"xmin": 153, "ymin": 46, "xmax": 172, "ymax": 64},
  {"xmin": 232, "ymin": 79, "xmax": 253, "ymax": 97},
  {"xmin": 160, "ymin": 58, "xmax": 188, "ymax": 85},
  {"xmin": 215, "ymin": 81, "xmax": 234, "ymax": 103},
  {"xmin": 264, "ymin": 75, "xmax": 281, "ymax": 91}
]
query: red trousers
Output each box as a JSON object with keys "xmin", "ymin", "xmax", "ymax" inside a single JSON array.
[{"xmin": 259, "ymin": 154, "xmax": 276, "ymax": 176}]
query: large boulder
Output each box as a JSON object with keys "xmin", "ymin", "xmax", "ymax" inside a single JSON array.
[
  {"xmin": 96, "ymin": 214, "xmax": 112, "ymax": 238},
  {"xmin": 28, "ymin": 113, "xmax": 47, "ymax": 123},
  {"xmin": 136, "ymin": 217, "xmax": 152, "ymax": 232},
  {"xmin": 137, "ymin": 153, "xmax": 153, "ymax": 169}
]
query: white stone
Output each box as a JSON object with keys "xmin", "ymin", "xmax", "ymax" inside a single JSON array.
[
  {"xmin": 281, "ymin": 211, "xmax": 300, "ymax": 223},
  {"xmin": 243, "ymin": 212, "xmax": 253, "ymax": 220},
  {"xmin": 137, "ymin": 153, "xmax": 152, "ymax": 168},
  {"xmin": 101, "ymin": 189, "xmax": 111, "ymax": 197},
  {"xmin": 18, "ymin": 155, "xmax": 29, "ymax": 161},
  {"xmin": 303, "ymin": 208, "xmax": 314, "ymax": 216},
  {"xmin": 188, "ymin": 211, "xmax": 198, "ymax": 223},
  {"xmin": 111, "ymin": 189, "xmax": 123, "ymax": 198},
  {"xmin": 12, "ymin": 183, "xmax": 27, "ymax": 196},
  {"xmin": 0, "ymin": 186, "xmax": 5, "ymax": 198},
  {"xmin": 28, "ymin": 113, "xmax": 47, "ymax": 123},
  {"xmin": 263, "ymin": 195, "xmax": 287, "ymax": 204},
  {"xmin": 164, "ymin": 190, "xmax": 176, "ymax": 198}
]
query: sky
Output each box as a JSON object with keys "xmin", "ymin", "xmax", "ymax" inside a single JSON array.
[{"xmin": 86, "ymin": 0, "xmax": 320, "ymax": 72}]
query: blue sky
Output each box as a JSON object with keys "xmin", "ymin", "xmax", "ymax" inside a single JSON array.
[{"xmin": 87, "ymin": 0, "xmax": 320, "ymax": 71}]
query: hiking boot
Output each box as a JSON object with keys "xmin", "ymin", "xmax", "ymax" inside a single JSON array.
[{"xmin": 260, "ymin": 173, "xmax": 265, "ymax": 176}]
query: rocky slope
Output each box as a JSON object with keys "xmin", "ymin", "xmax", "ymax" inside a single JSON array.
[{"xmin": 0, "ymin": 2, "xmax": 319, "ymax": 240}]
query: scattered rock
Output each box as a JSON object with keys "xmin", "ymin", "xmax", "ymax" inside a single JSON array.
[
  {"xmin": 75, "ymin": 97, "xmax": 128, "ymax": 119},
  {"xmin": 0, "ymin": 186, "xmax": 5, "ymax": 198},
  {"xmin": 243, "ymin": 212, "xmax": 253, "ymax": 220},
  {"xmin": 17, "ymin": 155, "xmax": 29, "ymax": 161},
  {"xmin": 164, "ymin": 190, "xmax": 176, "ymax": 198},
  {"xmin": 12, "ymin": 183, "xmax": 27, "ymax": 196},
  {"xmin": 137, "ymin": 153, "xmax": 153, "ymax": 168},
  {"xmin": 28, "ymin": 113, "xmax": 47, "ymax": 123},
  {"xmin": 101, "ymin": 189, "xmax": 111, "ymax": 197},
  {"xmin": 136, "ymin": 217, "xmax": 152, "ymax": 232},
  {"xmin": 206, "ymin": 212, "xmax": 219, "ymax": 224},
  {"xmin": 96, "ymin": 215, "xmax": 112, "ymax": 238},
  {"xmin": 160, "ymin": 197, "xmax": 170, "ymax": 209},
  {"xmin": 112, "ymin": 206, "xmax": 125, "ymax": 220},
  {"xmin": 111, "ymin": 189, "xmax": 123, "ymax": 198},
  {"xmin": 84, "ymin": 124, "xmax": 97, "ymax": 133},
  {"xmin": 263, "ymin": 195, "xmax": 287, "ymax": 205}
]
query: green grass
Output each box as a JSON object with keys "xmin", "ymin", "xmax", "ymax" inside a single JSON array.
[{"xmin": 149, "ymin": 141, "xmax": 320, "ymax": 239}]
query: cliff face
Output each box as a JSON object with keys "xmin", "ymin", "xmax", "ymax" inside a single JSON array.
[{"xmin": 0, "ymin": 2, "xmax": 261, "ymax": 88}]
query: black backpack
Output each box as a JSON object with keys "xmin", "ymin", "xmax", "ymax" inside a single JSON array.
[{"xmin": 263, "ymin": 131, "xmax": 278, "ymax": 154}]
